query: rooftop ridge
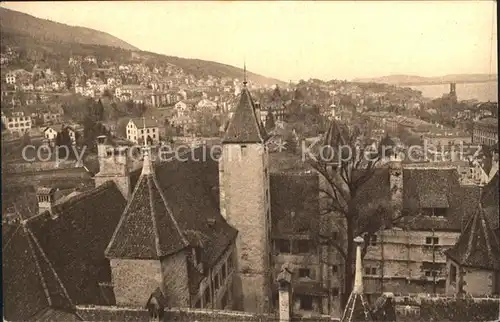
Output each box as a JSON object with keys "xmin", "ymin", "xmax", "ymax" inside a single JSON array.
[
  {"xmin": 26, "ymin": 227, "xmax": 75, "ymax": 308},
  {"xmin": 104, "ymin": 173, "xmax": 146, "ymax": 257},
  {"xmin": 151, "ymin": 173, "xmax": 189, "ymax": 249},
  {"xmin": 29, "ymin": 181, "xmax": 119, "ymax": 223}
]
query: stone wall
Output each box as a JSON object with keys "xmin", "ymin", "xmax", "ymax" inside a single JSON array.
[
  {"xmin": 161, "ymin": 252, "xmax": 190, "ymax": 308},
  {"xmin": 222, "ymin": 144, "xmax": 270, "ymax": 313},
  {"xmin": 110, "ymin": 259, "xmax": 162, "ymax": 307}
]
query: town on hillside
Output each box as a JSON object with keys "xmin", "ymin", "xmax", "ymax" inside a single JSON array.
[{"xmin": 1, "ymin": 3, "xmax": 499, "ymax": 322}]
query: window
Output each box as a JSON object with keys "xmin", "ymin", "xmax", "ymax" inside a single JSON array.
[
  {"xmin": 195, "ymin": 299, "xmax": 201, "ymax": 308},
  {"xmin": 332, "ymin": 265, "xmax": 338, "ymax": 274},
  {"xmin": 299, "ymin": 295, "xmax": 313, "ymax": 311},
  {"xmin": 450, "ymin": 264, "xmax": 457, "ymax": 283},
  {"xmin": 152, "ymin": 128, "xmax": 156, "ymax": 132},
  {"xmin": 370, "ymin": 235, "xmax": 377, "ymax": 246},
  {"xmin": 425, "ymin": 237, "xmax": 439, "ymax": 245},
  {"xmin": 365, "ymin": 267, "xmax": 377, "ymax": 276},
  {"xmin": 241, "ymin": 145, "xmax": 247, "ymax": 156},
  {"xmin": 332, "ymin": 288, "xmax": 339, "ymax": 296},
  {"xmin": 298, "ymin": 268, "xmax": 311, "ymax": 278},
  {"xmin": 425, "ymin": 271, "xmax": 438, "ymax": 277},
  {"xmin": 296, "ymin": 240, "xmax": 310, "ymax": 254},
  {"xmin": 276, "ymin": 239, "xmax": 290, "ymax": 253}
]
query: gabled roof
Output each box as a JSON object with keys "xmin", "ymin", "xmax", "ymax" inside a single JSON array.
[
  {"xmin": 26, "ymin": 181, "xmax": 127, "ymax": 306},
  {"xmin": 223, "ymin": 87, "xmax": 268, "ymax": 144},
  {"xmin": 445, "ymin": 205, "xmax": 500, "ymax": 270},
  {"xmin": 105, "ymin": 163, "xmax": 189, "ymax": 259},
  {"xmin": 2, "ymin": 222, "xmax": 75, "ymax": 320},
  {"xmin": 270, "ymin": 173, "xmax": 319, "ymax": 237},
  {"xmin": 129, "ymin": 117, "xmax": 159, "ymax": 128}
]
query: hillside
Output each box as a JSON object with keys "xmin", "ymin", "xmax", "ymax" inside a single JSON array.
[
  {"xmin": 0, "ymin": 7, "xmax": 138, "ymax": 51},
  {"xmin": 0, "ymin": 8, "xmax": 284, "ymax": 86},
  {"xmin": 353, "ymin": 74, "xmax": 498, "ymax": 85}
]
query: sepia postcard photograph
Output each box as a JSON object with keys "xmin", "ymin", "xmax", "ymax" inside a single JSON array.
[{"xmin": 1, "ymin": 1, "xmax": 499, "ymax": 321}]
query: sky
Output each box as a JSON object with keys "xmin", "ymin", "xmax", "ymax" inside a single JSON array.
[{"xmin": 1, "ymin": 1, "xmax": 497, "ymax": 82}]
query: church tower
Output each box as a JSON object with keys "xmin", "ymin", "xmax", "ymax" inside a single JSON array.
[{"xmin": 220, "ymin": 73, "xmax": 272, "ymax": 313}]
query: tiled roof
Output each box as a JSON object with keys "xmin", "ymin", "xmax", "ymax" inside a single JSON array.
[
  {"xmin": 482, "ymin": 173, "xmax": 499, "ymax": 208},
  {"xmin": 2, "ymin": 222, "xmax": 75, "ymax": 320},
  {"xmin": 25, "ymin": 181, "xmax": 127, "ymax": 306},
  {"xmin": 400, "ymin": 168, "xmax": 477, "ymax": 231},
  {"xmin": 353, "ymin": 167, "xmax": 479, "ymax": 232},
  {"xmin": 105, "ymin": 166, "xmax": 189, "ymax": 259},
  {"xmin": 129, "ymin": 117, "xmax": 160, "ymax": 128},
  {"xmin": 270, "ymin": 173, "xmax": 319, "ymax": 237},
  {"xmin": 482, "ymin": 174, "xmax": 499, "ymax": 230},
  {"xmin": 152, "ymin": 147, "xmax": 237, "ymax": 266},
  {"xmin": 445, "ymin": 205, "xmax": 500, "ymax": 270},
  {"xmin": 223, "ymin": 86, "xmax": 268, "ymax": 143},
  {"xmin": 124, "ymin": 147, "xmax": 236, "ymax": 266}
]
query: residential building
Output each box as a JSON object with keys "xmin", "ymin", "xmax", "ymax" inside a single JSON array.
[
  {"xmin": 361, "ymin": 164, "xmax": 481, "ymax": 297},
  {"xmin": 473, "ymin": 117, "xmax": 498, "ymax": 146},
  {"xmin": 126, "ymin": 117, "xmax": 160, "ymax": 144},
  {"xmin": 1, "ymin": 111, "xmax": 32, "ymax": 135},
  {"xmin": 5, "ymin": 72, "xmax": 16, "ymax": 85},
  {"xmin": 43, "ymin": 125, "xmax": 76, "ymax": 144}
]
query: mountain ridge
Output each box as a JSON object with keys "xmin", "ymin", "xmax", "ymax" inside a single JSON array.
[
  {"xmin": 0, "ymin": 7, "xmax": 138, "ymax": 51},
  {"xmin": 352, "ymin": 74, "xmax": 498, "ymax": 85},
  {"xmin": 0, "ymin": 7, "xmax": 285, "ymax": 85}
]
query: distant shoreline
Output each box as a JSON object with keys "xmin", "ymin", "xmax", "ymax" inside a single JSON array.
[{"xmin": 397, "ymin": 79, "xmax": 498, "ymax": 87}]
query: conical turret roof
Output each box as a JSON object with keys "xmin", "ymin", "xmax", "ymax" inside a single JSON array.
[
  {"xmin": 223, "ymin": 86, "xmax": 268, "ymax": 144},
  {"xmin": 445, "ymin": 204, "xmax": 500, "ymax": 270}
]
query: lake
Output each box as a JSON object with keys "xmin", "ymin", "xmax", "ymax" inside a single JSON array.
[{"xmin": 410, "ymin": 81, "xmax": 498, "ymax": 102}]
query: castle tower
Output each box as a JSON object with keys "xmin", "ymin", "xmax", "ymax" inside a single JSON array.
[
  {"xmin": 94, "ymin": 136, "xmax": 131, "ymax": 200},
  {"xmin": 340, "ymin": 236, "xmax": 373, "ymax": 322},
  {"xmin": 105, "ymin": 142, "xmax": 190, "ymax": 307},
  {"xmin": 389, "ymin": 153, "xmax": 403, "ymax": 219},
  {"xmin": 221, "ymin": 76, "xmax": 271, "ymax": 313}
]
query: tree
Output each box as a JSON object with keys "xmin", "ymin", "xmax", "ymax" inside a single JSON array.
[
  {"xmin": 55, "ymin": 127, "xmax": 73, "ymax": 159},
  {"xmin": 20, "ymin": 131, "xmax": 31, "ymax": 147},
  {"xmin": 65, "ymin": 77, "xmax": 72, "ymax": 90},
  {"xmin": 265, "ymin": 112, "xmax": 276, "ymax": 132},
  {"xmin": 308, "ymin": 119, "xmax": 415, "ymax": 309}
]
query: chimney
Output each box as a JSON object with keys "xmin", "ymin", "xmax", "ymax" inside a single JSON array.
[
  {"xmin": 277, "ymin": 264, "xmax": 292, "ymax": 322},
  {"xmin": 94, "ymin": 136, "xmax": 131, "ymax": 200},
  {"xmin": 389, "ymin": 153, "xmax": 403, "ymax": 218},
  {"xmin": 36, "ymin": 187, "xmax": 56, "ymax": 215}
]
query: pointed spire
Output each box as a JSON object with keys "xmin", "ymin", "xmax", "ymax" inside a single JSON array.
[
  {"xmin": 353, "ymin": 236, "xmax": 364, "ymax": 293},
  {"xmin": 340, "ymin": 236, "xmax": 372, "ymax": 322},
  {"xmin": 142, "ymin": 116, "xmax": 152, "ymax": 175},
  {"xmin": 243, "ymin": 61, "xmax": 247, "ymax": 86}
]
